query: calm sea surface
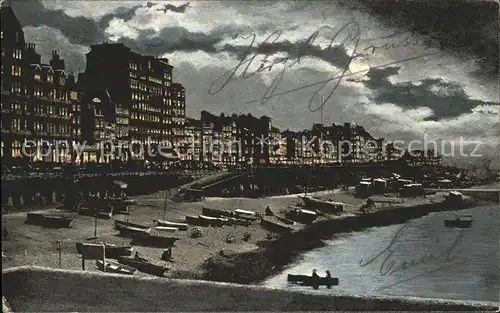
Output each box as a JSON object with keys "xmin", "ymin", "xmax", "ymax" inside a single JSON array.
[{"xmin": 264, "ymin": 205, "xmax": 500, "ymax": 302}]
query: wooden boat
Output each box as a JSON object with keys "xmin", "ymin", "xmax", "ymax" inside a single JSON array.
[
  {"xmin": 78, "ymin": 207, "xmax": 113, "ymax": 219},
  {"xmin": 96, "ymin": 260, "xmax": 136, "ymax": 275},
  {"xmin": 154, "ymin": 219, "xmax": 188, "ymax": 231},
  {"xmin": 287, "ymin": 274, "xmax": 339, "ymax": 287},
  {"xmin": 298, "ymin": 196, "xmax": 344, "ymax": 214},
  {"xmin": 285, "ymin": 208, "xmax": 317, "ymax": 224},
  {"xmin": 131, "ymin": 229, "xmax": 179, "ymax": 248},
  {"xmin": 199, "ymin": 215, "xmax": 228, "ymax": 227},
  {"xmin": 114, "ymin": 220, "xmax": 150, "ymax": 230},
  {"xmin": 234, "ymin": 209, "xmax": 259, "ymax": 221},
  {"xmin": 227, "ymin": 217, "xmax": 251, "ymax": 227},
  {"xmin": 261, "ymin": 217, "xmax": 294, "ymax": 233},
  {"xmin": 154, "ymin": 226, "xmax": 179, "ymax": 233},
  {"xmin": 115, "ymin": 223, "xmax": 151, "ymax": 238},
  {"xmin": 26, "ymin": 212, "xmax": 74, "ymax": 228},
  {"xmin": 76, "ymin": 242, "xmax": 133, "ymax": 259},
  {"xmin": 118, "ymin": 256, "xmax": 168, "ymax": 277},
  {"xmin": 275, "ymin": 215, "xmax": 295, "ymax": 225},
  {"xmin": 202, "ymin": 207, "xmax": 233, "ymax": 218},
  {"xmin": 185, "ymin": 215, "xmax": 203, "ymax": 226},
  {"xmin": 444, "ymin": 215, "xmax": 473, "ymax": 228}
]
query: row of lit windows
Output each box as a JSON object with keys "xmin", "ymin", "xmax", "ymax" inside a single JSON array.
[
  {"xmin": 132, "ymin": 102, "xmax": 162, "ymax": 113},
  {"xmin": 130, "ymin": 113, "xmax": 161, "ymax": 123},
  {"xmin": 131, "ymin": 92, "xmax": 152, "ymax": 101},
  {"xmin": 11, "ymin": 118, "xmax": 27, "ymax": 131},
  {"xmin": 130, "ymin": 128, "xmax": 162, "ymax": 135},
  {"xmin": 34, "ymin": 73, "xmax": 62, "ymax": 84},
  {"xmin": 116, "ymin": 117, "xmax": 129, "ymax": 125},
  {"xmin": 33, "ymin": 104, "xmax": 70, "ymax": 116},
  {"xmin": 129, "ymin": 62, "xmax": 139, "ymax": 71},
  {"xmin": 33, "ymin": 122, "xmax": 69, "ymax": 133},
  {"xmin": 72, "ymin": 116, "xmax": 81, "ymax": 124}
]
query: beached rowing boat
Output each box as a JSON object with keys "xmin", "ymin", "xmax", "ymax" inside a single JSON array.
[
  {"xmin": 114, "ymin": 220, "xmax": 150, "ymax": 230},
  {"xmin": 118, "ymin": 256, "xmax": 168, "ymax": 277},
  {"xmin": 154, "ymin": 219, "xmax": 188, "ymax": 231},
  {"xmin": 96, "ymin": 260, "xmax": 136, "ymax": 275},
  {"xmin": 26, "ymin": 212, "xmax": 74, "ymax": 228},
  {"xmin": 260, "ymin": 217, "xmax": 294, "ymax": 233}
]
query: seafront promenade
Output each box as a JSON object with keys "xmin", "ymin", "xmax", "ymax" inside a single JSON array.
[{"xmin": 3, "ymin": 266, "xmax": 497, "ymax": 312}]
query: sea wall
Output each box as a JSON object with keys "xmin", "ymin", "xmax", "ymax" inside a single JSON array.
[{"xmin": 2, "ymin": 266, "xmax": 497, "ymax": 312}]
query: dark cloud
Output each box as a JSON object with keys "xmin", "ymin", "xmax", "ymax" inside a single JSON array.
[
  {"xmin": 11, "ymin": 0, "xmax": 190, "ymax": 47},
  {"xmin": 346, "ymin": 1, "xmax": 499, "ymax": 78},
  {"xmin": 362, "ymin": 67, "xmax": 496, "ymax": 120},
  {"xmin": 151, "ymin": 2, "xmax": 190, "ymax": 13}
]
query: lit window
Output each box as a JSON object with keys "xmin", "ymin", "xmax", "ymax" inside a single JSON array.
[
  {"xmin": 11, "ymin": 118, "xmax": 20, "ymax": 131},
  {"xmin": 34, "ymin": 73, "xmax": 41, "ymax": 80},
  {"xmin": 47, "ymin": 74, "xmax": 53, "ymax": 82},
  {"xmin": 11, "ymin": 65, "xmax": 22, "ymax": 76},
  {"xmin": 13, "ymin": 49, "xmax": 22, "ymax": 59}
]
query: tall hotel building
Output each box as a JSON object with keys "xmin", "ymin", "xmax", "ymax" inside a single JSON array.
[
  {"xmin": 1, "ymin": 3, "xmax": 78, "ymax": 165},
  {"xmin": 78, "ymin": 42, "xmax": 186, "ymax": 165}
]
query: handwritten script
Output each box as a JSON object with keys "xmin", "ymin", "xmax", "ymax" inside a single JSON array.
[
  {"xmin": 208, "ymin": 21, "xmax": 438, "ymax": 111},
  {"xmin": 359, "ymin": 221, "xmax": 466, "ymax": 290}
]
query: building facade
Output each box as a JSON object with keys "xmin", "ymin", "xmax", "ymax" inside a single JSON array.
[
  {"xmin": 1, "ymin": 4, "xmax": 78, "ymax": 166},
  {"xmin": 78, "ymin": 42, "xmax": 186, "ymax": 166}
]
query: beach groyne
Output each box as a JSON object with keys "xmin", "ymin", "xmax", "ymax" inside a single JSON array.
[
  {"xmin": 203, "ymin": 198, "xmax": 485, "ymax": 284},
  {"xmin": 2, "ymin": 266, "xmax": 497, "ymax": 312}
]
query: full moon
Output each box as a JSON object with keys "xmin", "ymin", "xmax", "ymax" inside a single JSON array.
[{"xmin": 348, "ymin": 58, "xmax": 371, "ymax": 78}]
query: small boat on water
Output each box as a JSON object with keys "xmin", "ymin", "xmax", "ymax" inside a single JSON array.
[
  {"xmin": 26, "ymin": 212, "xmax": 74, "ymax": 228},
  {"xmin": 96, "ymin": 260, "xmax": 136, "ymax": 275},
  {"xmin": 76, "ymin": 242, "xmax": 133, "ymax": 259},
  {"xmin": 444, "ymin": 215, "xmax": 473, "ymax": 228},
  {"xmin": 153, "ymin": 219, "xmax": 188, "ymax": 231},
  {"xmin": 114, "ymin": 220, "xmax": 150, "ymax": 230},
  {"xmin": 287, "ymin": 274, "xmax": 339, "ymax": 288},
  {"xmin": 118, "ymin": 256, "xmax": 168, "ymax": 277},
  {"xmin": 261, "ymin": 217, "xmax": 294, "ymax": 233}
]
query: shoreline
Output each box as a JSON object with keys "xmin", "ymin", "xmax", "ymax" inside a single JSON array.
[
  {"xmin": 200, "ymin": 196, "xmax": 488, "ymax": 285},
  {"xmin": 2, "ymin": 186, "xmax": 497, "ymax": 290}
]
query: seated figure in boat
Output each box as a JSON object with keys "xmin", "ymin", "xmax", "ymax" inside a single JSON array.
[
  {"xmin": 325, "ymin": 270, "xmax": 332, "ymax": 289},
  {"xmin": 312, "ymin": 269, "xmax": 319, "ymax": 289}
]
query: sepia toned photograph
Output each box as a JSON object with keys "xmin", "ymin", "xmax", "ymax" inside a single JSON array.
[{"xmin": 1, "ymin": 0, "xmax": 499, "ymax": 311}]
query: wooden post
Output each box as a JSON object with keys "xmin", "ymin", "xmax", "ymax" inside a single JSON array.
[
  {"xmin": 57, "ymin": 240, "xmax": 62, "ymax": 269},
  {"xmin": 94, "ymin": 210, "xmax": 98, "ymax": 239},
  {"xmin": 82, "ymin": 256, "xmax": 85, "ymax": 271},
  {"xmin": 102, "ymin": 244, "xmax": 106, "ymax": 272}
]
